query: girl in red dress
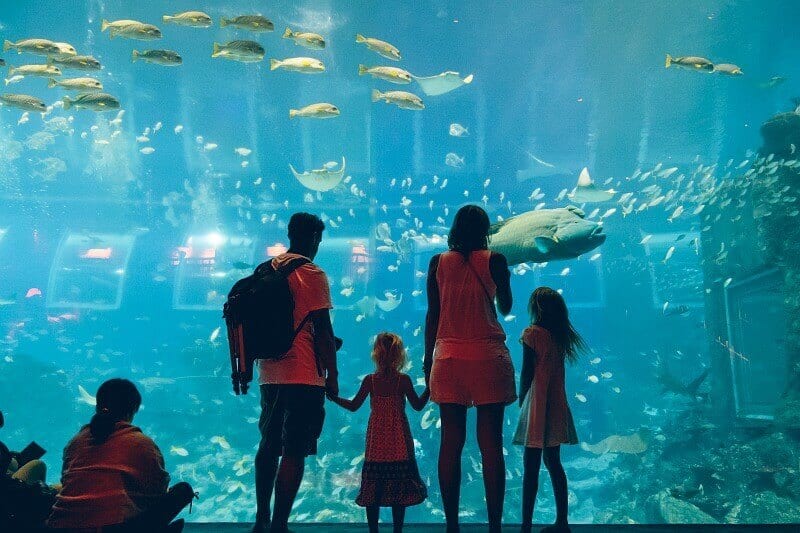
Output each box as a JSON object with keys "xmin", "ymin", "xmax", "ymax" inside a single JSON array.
[
  {"xmin": 514, "ymin": 287, "xmax": 586, "ymax": 533},
  {"xmin": 329, "ymin": 332, "xmax": 429, "ymax": 532}
]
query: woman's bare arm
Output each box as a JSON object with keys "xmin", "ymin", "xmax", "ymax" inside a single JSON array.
[
  {"xmin": 490, "ymin": 252, "xmax": 512, "ymax": 316},
  {"xmin": 423, "ymin": 254, "xmax": 441, "ymax": 385}
]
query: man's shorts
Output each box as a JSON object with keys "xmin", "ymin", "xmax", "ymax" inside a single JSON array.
[{"xmin": 258, "ymin": 384, "xmax": 325, "ymax": 457}]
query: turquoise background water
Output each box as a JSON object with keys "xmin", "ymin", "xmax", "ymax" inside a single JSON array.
[{"xmin": 1, "ymin": 0, "xmax": 799, "ymax": 525}]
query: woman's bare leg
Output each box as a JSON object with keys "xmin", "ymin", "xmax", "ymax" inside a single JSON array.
[
  {"xmin": 476, "ymin": 403, "xmax": 506, "ymax": 533},
  {"xmin": 438, "ymin": 403, "xmax": 467, "ymax": 533}
]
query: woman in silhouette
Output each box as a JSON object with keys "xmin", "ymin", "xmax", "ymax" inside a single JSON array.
[{"xmin": 424, "ymin": 205, "xmax": 516, "ymax": 533}]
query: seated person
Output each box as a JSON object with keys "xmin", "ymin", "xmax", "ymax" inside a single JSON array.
[
  {"xmin": 1, "ymin": 409, "xmax": 47, "ymax": 483},
  {"xmin": 1, "ymin": 409, "xmax": 57, "ymax": 531},
  {"xmin": 47, "ymin": 379, "xmax": 195, "ymax": 532}
]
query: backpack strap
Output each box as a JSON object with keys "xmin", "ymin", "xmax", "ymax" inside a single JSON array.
[{"xmin": 269, "ymin": 256, "xmax": 315, "ymax": 356}]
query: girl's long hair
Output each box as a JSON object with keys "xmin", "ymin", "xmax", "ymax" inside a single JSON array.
[
  {"xmin": 528, "ymin": 287, "xmax": 587, "ymax": 363},
  {"xmin": 371, "ymin": 332, "xmax": 407, "ymax": 374},
  {"xmin": 89, "ymin": 378, "xmax": 142, "ymax": 444},
  {"xmin": 448, "ymin": 205, "xmax": 490, "ymax": 258}
]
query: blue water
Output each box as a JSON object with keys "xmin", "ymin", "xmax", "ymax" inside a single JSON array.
[{"xmin": 2, "ymin": 0, "xmax": 799, "ymax": 525}]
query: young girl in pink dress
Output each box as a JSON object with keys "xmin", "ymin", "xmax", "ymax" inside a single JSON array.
[
  {"xmin": 329, "ymin": 332, "xmax": 429, "ymax": 532},
  {"xmin": 514, "ymin": 287, "xmax": 586, "ymax": 533}
]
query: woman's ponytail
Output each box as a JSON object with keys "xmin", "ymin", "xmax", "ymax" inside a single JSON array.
[
  {"xmin": 88, "ymin": 408, "xmax": 116, "ymax": 444},
  {"xmin": 88, "ymin": 379, "xmax": 142, "ymax": 445}
]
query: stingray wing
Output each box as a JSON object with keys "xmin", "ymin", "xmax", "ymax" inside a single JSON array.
[{"xmin": 413, "ymin": 71, "xmax": 474, "ymax": 96}]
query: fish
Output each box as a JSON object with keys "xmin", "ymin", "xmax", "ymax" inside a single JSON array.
[
  {"xmin": 101, "ymin": 19, "xmax": 162, "ymax": 40},
  {"xmin": 355, "ymin": 34, "xmax": 400, "ymax": 60},
  {"xmin": 445, "ymin": 153, "xmax": 464, "ymax": 168},
  {"xmin": 140, "ymin": 147, "xmax": 155, "ymax": 155},
  {"xmin": 0, "ymin": 93, "xmax": 47, "ymax": 112},
  {"xmin": 667, "ymin": 205, "xmax": 684, "ymax": 222},
  {"xmin": 270, "ymin": 57, "xmax": 325, "ymax": 73},
  {"xmin": 51, "ymin": 42, "xmax": 77, "ymax": 57},
  {"xmin": 589, "ymin": 357, "xmax": 601, "ymax": 364},
  {"xmin": 220, "ymin": 15, "xmax": 274, "ymax": 32},
  {"xmin": 62, "ymin": 92, "xmax": 120, "ymax": 112},
  {"xmin": 162, "ymin": 11, "xmax": 212, "ymax": 28},
  {"xmin": 758, "ymin": 76, "xmax": 787, "ymax": 89},
  {"xmin": 413, "ymin": 71, "xmax": 474, "ymax": 96},
  {"xmin": 587, "ymin": 375, "xmax": 599, "ymax": 383},
  {"xmin": 132, "ymin": 49, "xmax": 182, "ymax": 66},
  {"xmin": 3, "ymin": 38, "xmax": 61, "ymax": 56},
  {"xmin": 601, "ymin": 372, "xmax": 613, "ymax": 379},
  {"xmin": 575, "ymin": 393, "xmax": 587, "ymax": 403},
  {"xmin": 77, "ymin": 385, "xmax": 97, "ymax": 406},
  {"xmin": 8, "ymin": 64, "xmax": 61, "ymax": 77},
  {"xmin": 581, "ymin": 432, "xmax": 649, "ymax": 454},
  {"xmin": 210, "ymin": 435, "xmax": 231, "ymax": 450},
  {"xmin": 713, "ymin": 63, "xmax": 743, "ymax": 76},
  {"xmin": 49, "ymin": 55, "xmax": 101, "ymax": 71},
  {"xmin": 487, "ymin": 206, "xmax": 606, "ymax": 265},
  {"xmin": 289, "ymin": 103, "xmax": 340, "ymax": 119},
  {"xmin": 212, "ymin": 41, "xmax": 265, "ymax": 63},
  {"xmin": 371, "ymin": 89, "xmax": 424, "ymax": 110},
  {"xmin": 568, "ymin": 168, "xmax": 616, "ymax": 203},
  {"xmin": 290, "ymin": 157, "xmax": 346, "ymax": 192},
  {"xmin": 449, "ymin": 123, "xmax": 469, "ymax": 137},
  {"xmin": 664, "ymin": 54, "xmax": 714, "ymax": 72},
  {"xmin": 4, "ymin": 75, "xmax": 24, "ymax": 85},
  {"xmin": 235, "ymin": 147, "xmax": 252, "ymax": 157},
  {"xmin": 171, "ymin": 446, "xmax": 189, "ymax": 459},
  {"xmin": 662, "ymin": 303, "xmax": 690, "ymax": 317},
  {"xmin": 358, "ymin": 64, "xmax": 412, "ymax": 84},
  {"xmin": 282, "ymin": 28, "xmax": 325, "ymax": 49},
  {"xmin": 662, "ymin": 246, "xmax": 675, "ymax": 264},
  {"xmin": 47, "ymin": 77, "xmax": 103, "ymax": 91}
]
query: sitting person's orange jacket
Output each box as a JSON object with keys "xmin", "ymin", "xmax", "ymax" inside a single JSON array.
[{"xmin": 47, "ymin": 422, "xmax": 169, "ymax": 529}]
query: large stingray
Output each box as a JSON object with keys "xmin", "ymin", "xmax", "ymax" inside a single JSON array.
[
  {"xmin": 412, "ymin": 71, "xmax": 474, "ymax": 96},
  {"xmin": 289, "ymin": 157, "xmax": 346, "ymax": 192}
]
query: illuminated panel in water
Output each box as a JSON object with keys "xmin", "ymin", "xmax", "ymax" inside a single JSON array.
[{"xmin": 46, "ymin": 232, "xmax": 136, "ymax": 310}]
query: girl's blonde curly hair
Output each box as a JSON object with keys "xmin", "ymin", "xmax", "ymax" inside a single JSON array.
[{"xmin": 371, "ymin": 332, "xmax": 407, "ymax": 373}]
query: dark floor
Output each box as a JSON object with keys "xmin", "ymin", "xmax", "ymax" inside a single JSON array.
[{"xmin": 184, "ymin": 524, "xmax": 800, "ymax": 532}]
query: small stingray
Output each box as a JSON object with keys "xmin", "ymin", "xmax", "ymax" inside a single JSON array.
[
  {"xmin": 413, "ymin": 71, "xmax": 474, "ymax": 96},
  {"xmin": 568, "ymin": 167, "xmax": 616, "ymax": 203},
  {"xmin": 376, "ymin": 293, "xmax": 402, "ymax": 312},
  {"xmin": 289, "ymin": 157, "xmax": 346, "ymax": 192},
  {"xmin": 580, "ymin": 431, "xmax": 648, "ymax": 455}
]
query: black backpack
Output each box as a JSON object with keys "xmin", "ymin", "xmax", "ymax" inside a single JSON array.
[{"xmin": 223, "ymin": 257, "xmax": 311, "ymax": 395}]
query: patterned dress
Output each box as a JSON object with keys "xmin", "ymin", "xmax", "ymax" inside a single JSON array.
[{"xmin": 355, "ymin": 374, "xmax": 427, "ymax": 507}]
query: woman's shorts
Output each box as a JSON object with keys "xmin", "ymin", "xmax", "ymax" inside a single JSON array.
[{"xmin": 430, "ymin": 353, "xmax": 517, "ymax": 407}]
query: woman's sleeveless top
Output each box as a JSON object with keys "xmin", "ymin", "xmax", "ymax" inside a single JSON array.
[{"xmin": 434, "ymin": 250, "xmax": 507, "ymax": 360}]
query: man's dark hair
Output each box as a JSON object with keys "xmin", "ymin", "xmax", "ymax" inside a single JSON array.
[{"xmin": 288, "ymin": 212, "xmax": 325, "ymax": 246}]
